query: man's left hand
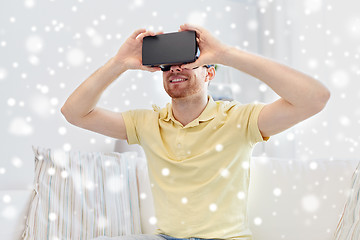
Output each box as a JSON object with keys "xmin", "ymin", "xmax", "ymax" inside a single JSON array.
[{"xmin": 178, "ymin": 23, "xmax": 228, "ymax": 69}]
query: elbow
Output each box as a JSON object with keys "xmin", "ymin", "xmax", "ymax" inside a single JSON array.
[
  {"xmin": 60, "ymin": 106, "xmax": 66, "ymax": 116},
  {"xmin": 60, "ymin": 106, "xmax": 71, "ymax": 122},
  {"xmin": 61, "ymin": 105, "xmax": 77, "ymax": 125},
  {"xmin": 314, "ymin": 88, "xmax": 331, "ymax": 113},
  {"xmin": 61, "ymin": 105, "xmax": 89, "ymax": 127}
]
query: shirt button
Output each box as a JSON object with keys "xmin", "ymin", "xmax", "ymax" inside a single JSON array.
[{"xmin": 177, "ymin": 143, "xmax": 182, "ymax": 148}]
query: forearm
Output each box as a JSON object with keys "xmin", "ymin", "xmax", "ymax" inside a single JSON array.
[
  {"xmin": 61, "ymin": 57, "xmax": 126, "ymax": 121},
  {"xmin": 220, "ymin": 47, "xmax": 330, "ymax": 108}
]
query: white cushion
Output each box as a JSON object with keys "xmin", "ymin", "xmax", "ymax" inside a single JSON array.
[
  {"xmin": 333, "ymin": 160, "xmax": 360, "ymax": 239},
  {"xmin": 135, "ymin": 156, "xmax": 157, "ymax": 234},
  {"xmin": 22, "ymin": 146, "xmax": 142, "ymax": 240},
  {"xmin": 114, "ymin": 140, "xmax": 157, "ymax": 234},
  {"xmin": 247, "ymin": 157, "xmax": 359, "ymax": 240}
]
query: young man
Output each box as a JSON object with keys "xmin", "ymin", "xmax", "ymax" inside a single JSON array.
[{"xmin": 61, "ymin": 24, "xmax": 330, "ymax": 240}]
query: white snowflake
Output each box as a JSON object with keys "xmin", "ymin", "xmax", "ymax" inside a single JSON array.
[
  {"xmin": 149, "ymin": 216, "xmax": 157, "ymax": 225},
  {"xmin": 253, "ymin": 217, "xmax": 262, "ymax": 226},
  {"xmin": 301, "ymin": 195, "xmax": 320, "ymax": 212},
  {"xmin": 162, "ymin": 168, "xmax": 170, "ymax": 176},
  {"xmin": 209, "ymin": 203, "xmax": 217, "ymax": 212}
]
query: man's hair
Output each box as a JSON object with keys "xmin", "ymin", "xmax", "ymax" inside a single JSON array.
[{"xmin": 205, "ymin": 64, "xmax": 216, "ymax": 70}]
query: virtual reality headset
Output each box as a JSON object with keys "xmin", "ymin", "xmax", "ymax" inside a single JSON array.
[{"xmin": 142, "ymin": 30, "xmax": 200, "ymax": 71}]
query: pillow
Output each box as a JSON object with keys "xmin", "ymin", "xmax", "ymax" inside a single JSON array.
[
  {"xmin": 333, "ymin": 160, "xmax": 360, "ymax": 239},
  {"xmin": 21, "ymin": 146, "xmax": 142, "ymax": 240},
  {"xmin": 135, "ymin": 156, "xmax": 157, "ymax": 234}
]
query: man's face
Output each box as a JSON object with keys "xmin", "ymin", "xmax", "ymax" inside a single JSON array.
[{"xmin": 162, "ymin": 65, "xmax": 209, "ymax": 99}]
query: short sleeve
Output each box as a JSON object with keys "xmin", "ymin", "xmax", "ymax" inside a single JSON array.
[
  {"xmin": 247, "ymin": 103, "xmax": 269, "ymax": 144},
  {"xmin": 121, "ymin": 109, "xmax": 153, "ymax": 145},
  {"xmin": 232, "ymin": 103, "xmax": 269, "ymax": 145}
]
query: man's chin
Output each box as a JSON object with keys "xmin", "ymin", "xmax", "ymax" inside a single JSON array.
[
  {"xmin": 164, "ymin": 89, "xmax": 183, "ymax": 98},
  {"xmin": 165, "ymin": 89, "xmax": 204, "ymax": 99},
  {"xmin": 168, "ymin": 93, "xmax": 187, "ymax": 99}
]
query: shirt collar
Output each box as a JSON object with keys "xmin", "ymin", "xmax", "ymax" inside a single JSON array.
[{"xmin": 154, "ymin": 95, "xmax": 217, "ymax": 128}]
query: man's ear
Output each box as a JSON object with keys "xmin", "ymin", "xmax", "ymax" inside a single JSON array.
[{"xmin": 205, "ymin": 66, "xmax": 216, "ymax": 83}]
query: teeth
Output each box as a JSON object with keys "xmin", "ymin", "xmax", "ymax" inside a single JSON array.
[{"xmin": 171, "ymin": 78, "xmax": 186, "ymax": 83}]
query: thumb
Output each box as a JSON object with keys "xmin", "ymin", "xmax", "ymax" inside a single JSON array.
[
  {"xmin": 181, "ymin": 59, "xmax": 202, "ymax": 69},
  {"xmin": 141, "ymin": 65, "xmax": 161, "ymax": 72}
]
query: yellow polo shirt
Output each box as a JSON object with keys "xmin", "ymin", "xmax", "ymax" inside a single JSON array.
[{"xmin": 122, "ymin": 95, "xmax": 269, "ymax": 240}]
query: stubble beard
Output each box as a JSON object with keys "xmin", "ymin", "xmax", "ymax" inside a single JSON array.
[{"xmin": 165, "ymin": 80, "xmax": 203, "ymax": 99}]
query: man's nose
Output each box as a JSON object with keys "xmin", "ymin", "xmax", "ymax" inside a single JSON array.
[{"xmin": 170, "ymin": 65, "xmax": 182, "ymax": 72}]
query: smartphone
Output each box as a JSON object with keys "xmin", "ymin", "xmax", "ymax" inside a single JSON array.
[{"xmin": 142, "ymin": 30, "xmax": 199, "ymax": 67}]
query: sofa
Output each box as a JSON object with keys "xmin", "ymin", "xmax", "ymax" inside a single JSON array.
[{"xmin": 1, "ymin": 140, "xmax": 359, "ymax": 240}]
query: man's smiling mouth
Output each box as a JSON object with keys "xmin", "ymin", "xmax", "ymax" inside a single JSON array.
[{"xmin": 170, "ymin": 78, "xmax": 188, "ymax": 83}]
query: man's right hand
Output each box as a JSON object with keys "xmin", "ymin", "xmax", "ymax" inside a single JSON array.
[{"xmin": 113, "ymin": 29, "xmax": 162, "ymax": 72}]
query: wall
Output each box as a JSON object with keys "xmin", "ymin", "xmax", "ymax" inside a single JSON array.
[
  {"xmin": 259, "ymin": 0, "xmax": 359, "ymax": 161},
  {"xmin": 288, "ymin": 0, "xmax": 360, "ymax": 161}
]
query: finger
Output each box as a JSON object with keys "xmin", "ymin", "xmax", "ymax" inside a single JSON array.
[
  {"xmin": 137, "ymin": 30, "xmax": 156, "ymax": 40},
  {"xmin": 179, "ymin": 25, "xmax": 187, "ymax": 32},
  {"xmin": 130, "ymin": 28, "xmax": 146, "ymax": 39},
  {"xmin": 141, "ymin": 65, "xmax": 161, "ymax": 72},
  {"xmin": 156, "ymin": 31, "xmax": 164, "ymax": 35},
  {"xmin": 181, "ymin": 59, "xmax": 202, "ymax": 69},
  {"xmin": 180, "ymin": 23, "xmax": 203, "ymax": 39},
  {"xmin": 180, "ymin": 23, "xmax": 202, "ymax": 33}
]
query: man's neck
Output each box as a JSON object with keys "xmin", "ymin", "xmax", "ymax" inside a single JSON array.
[{"xmin": 171, "ymin": 94, "xmax": 209, "ymax": 126}]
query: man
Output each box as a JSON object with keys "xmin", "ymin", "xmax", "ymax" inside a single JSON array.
[{"xmin": 61, "ymin": 24, "xmax": 330, "ymax": 240}]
